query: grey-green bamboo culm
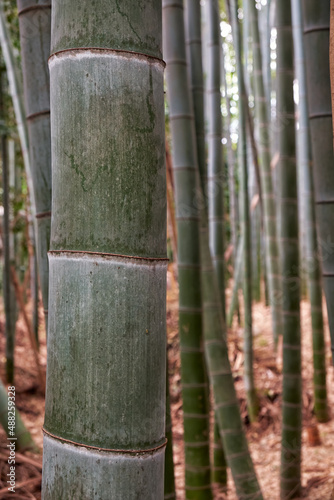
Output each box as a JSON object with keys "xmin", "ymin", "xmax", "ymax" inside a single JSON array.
[
  {"xmin": 17, "ymin": 0, "xmax": 52, "ymax": 331},
  {"xmin": 42, "ymin": 1, "xmax": 167, "ymax": 498}
]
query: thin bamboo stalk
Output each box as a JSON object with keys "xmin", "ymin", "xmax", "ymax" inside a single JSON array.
[
  {"xmin": 305, "ymin": 1, "xmax": 334, "ymax": 362},
  {"xmin": 276, "ymin": 2, "xmax": 302, "ymax": 498},
  {"xmin": 227, "ymin": 235, "xmax": 244, "ymax": 328},
  {"xmin": 292, "ymin": 0, "xmax": 328, "ymax": 423},
  {"xmin": 10, "ymin": 266, "xmax": 45, "ymax": 392},
  {"xmin": 221, "ymin": 44, "xmax": 238, "ymax": 268},
  {"xmin": 187, "ymin": 1, "xmax": 228, "ymax": 487},
  {"xmin": 206, "ymin": 0, "xmax": 226, "ymax": 321},
  {"xmin": 163, "ymin": 1, "xmax": 212, "ymax": 497},
  {"xmin": 17, "ymin": 0, "xmax": 52, "ymax": 329},
  {"xmin": 0, "ymin": 4, "xmax": 35, "ymax": 219},
  {"xmin": 185, "ymin": 0, "xmax": 206, "ymax": 193},
  {"xmin": 0, "ymin": 66, "xmax": 15, "ymax": 384},
  {"xmin": 42, "ymin": 1, "xmax": 167, "ymax": 497},
  {"xmin": 230, "ymin": 0, "xmax": 258, "ymax": 422},
  {"xmin": 248, "ymin": 0, "xmax": 283, "ymax": 348}
]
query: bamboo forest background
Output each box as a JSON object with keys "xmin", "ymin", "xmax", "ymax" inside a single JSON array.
[{"xmin": 0, "ymin": 0, "xmax": 334, "ymax": 498}]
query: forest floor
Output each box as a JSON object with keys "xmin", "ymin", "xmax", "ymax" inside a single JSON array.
[{"xmin": 0, "ymin": 265, "xmax": 334, "ymax": 498}]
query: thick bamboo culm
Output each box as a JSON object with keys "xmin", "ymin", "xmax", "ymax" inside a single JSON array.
[{"xmin": 42, "ymin": 1, "xmax": 167, "ymax": 497}]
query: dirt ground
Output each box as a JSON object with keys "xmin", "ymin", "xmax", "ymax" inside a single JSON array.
[{"xmin": 0, "ymin": 267, "xmax": 334, "ymax": 499}]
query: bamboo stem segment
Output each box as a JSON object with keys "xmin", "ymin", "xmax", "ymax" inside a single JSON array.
[{"xmin": 42, "ymin": 2, "xmax": 167, "ymax": 497}]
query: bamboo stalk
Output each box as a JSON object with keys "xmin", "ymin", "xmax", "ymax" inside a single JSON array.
[
  {"xmin": 276, "ymin": 2, "xmax": 302, "ymax": 498},
  {"xmin": 248, "ymin": 0, "xmax": 283, "ymax": 349},
  {"xmin": 0, "ymin": 66, "xmax": 15, "ymax": 384},
  {"xmin": 17, "ymin": 0, "xmax": 52, "ymax": 332},
  {"xmin": 305, "ymin": 0, "xmax": 334, "ymax": 363},
  {"xmin": 185, "ymin": 0, "xmax": 206, "ymax": 193},
  {"xmin": 163, "ymin": 1, "xmax": 212, "ymax": 497},
  {"xmin": 206, "ymin": 0, "xmax": 226, "ymax": 321},
  {"xmin": 0, "ymin": 3, "xmax": 35, "ymax": 219},
  {"xmin": 292, "ymin": 0, "xmax": 328, "ymax": 423},
  {"xmin": 10, "ymin": 266, "xmax": 45, "ymax": 393},
  {"xmin": 42, "ymin": 1, "xmax": 167, "ymax": 497},
  {"xmin": 230, "ymin": 0, "xmax": 258, "ymax": 422}
]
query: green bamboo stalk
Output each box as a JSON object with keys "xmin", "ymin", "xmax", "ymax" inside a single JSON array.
[
  {"xmin": 212, "ymin": 420, "xmax": 227, "ymax": 487},
  {"xmin": 163, "ymin": 2, "xmax": 262, "ymax": 497},
  {"xmin": 165, "ymin": 360, "xmax": 176, "ymax": 500},
  {"xmin": 0, "ymin": 4, "xmax": 35, "ymax": 218},
  {"xmin": 227, "ymin": 234, "xmax": 243, "ymax": 328},
  {"xmin": 163, "ymin": 2, "xmax": 212, "ymax": 498},
  {"xmin": 186, "ymin": 2, "xmax": 228, "ymax": 487},
  {"xmin": 1, "ymin": 66, "xmax": 15, "ymax": 384},
  {"xmin": 303, "ymin": 2, "xmax": 334, "ymax": 364},
  {"xmin": 0, "ymin": 379, "xmax": 38, "ymax": 452},
  {"xmin": 42, "ymin": 1, "xmax": 167, "ymax": 497},
  {"xmin": 222, "ymin": 44, "xmax": 238, "ymax": 267},
  {"xmin": 17, "ymin": 0, "xmax": 52, "ymax": 330},
  {"xmin": 230, "ymin": 0, "xmax": 258, "ymax": 423},
  {"xmin": 276, "ymin": 2, "xmax": 302, "ymax": 498},
  {"xmin": 8, "ymin": 139, "xmax": 17, "ymax": 342},
  {"xmin": 200, "ymin": 225, "xmax": 262, "ymax": 499},
  {"xmin": 292, "ymin": 0, "xmax": 328, "ymax": 423},
  {"xmin": 185, "ymin": 0, "xmax": 206, "ymax": 194},
  {"xmin": 206, "ymin": 0, "xmax": 226, "ymax": 321},
  {"xmin": 248, "ymin": 0, "xmax": 283, "ymax": 348}
]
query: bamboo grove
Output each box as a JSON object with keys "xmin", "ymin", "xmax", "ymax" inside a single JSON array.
[{"xmin": 0, "ymin": 0, "xmax": 333, "ymax": 499}]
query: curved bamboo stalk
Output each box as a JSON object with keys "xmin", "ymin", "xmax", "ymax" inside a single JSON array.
[
  {"xmin": 163, "ymin": 1, "xmax": 212, "ymax": 497},
  {"xmin": 230, "ymin": 0, "xmax": 258, "ymax": 422},
  {"xmin": 248, "ymin": 0, "xmax": 283, "ymax": 348},
  {"xmin": 42, "ymin": 1, "xmax": 167, "ymax": 497},
  {"xmin": 17, "ymin": 0, "xmax": 52, "ymax": 328},
  {"xmin": 292, "ymin": 0, "xmax": 328, "ymax": 423},
  {"xmin": 276, "ymin": 2, "xmax": 302, "ymax": 498},
  {"xmin": 200, "ymin": 225, "xmax": 262, "ymax": 499}
]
